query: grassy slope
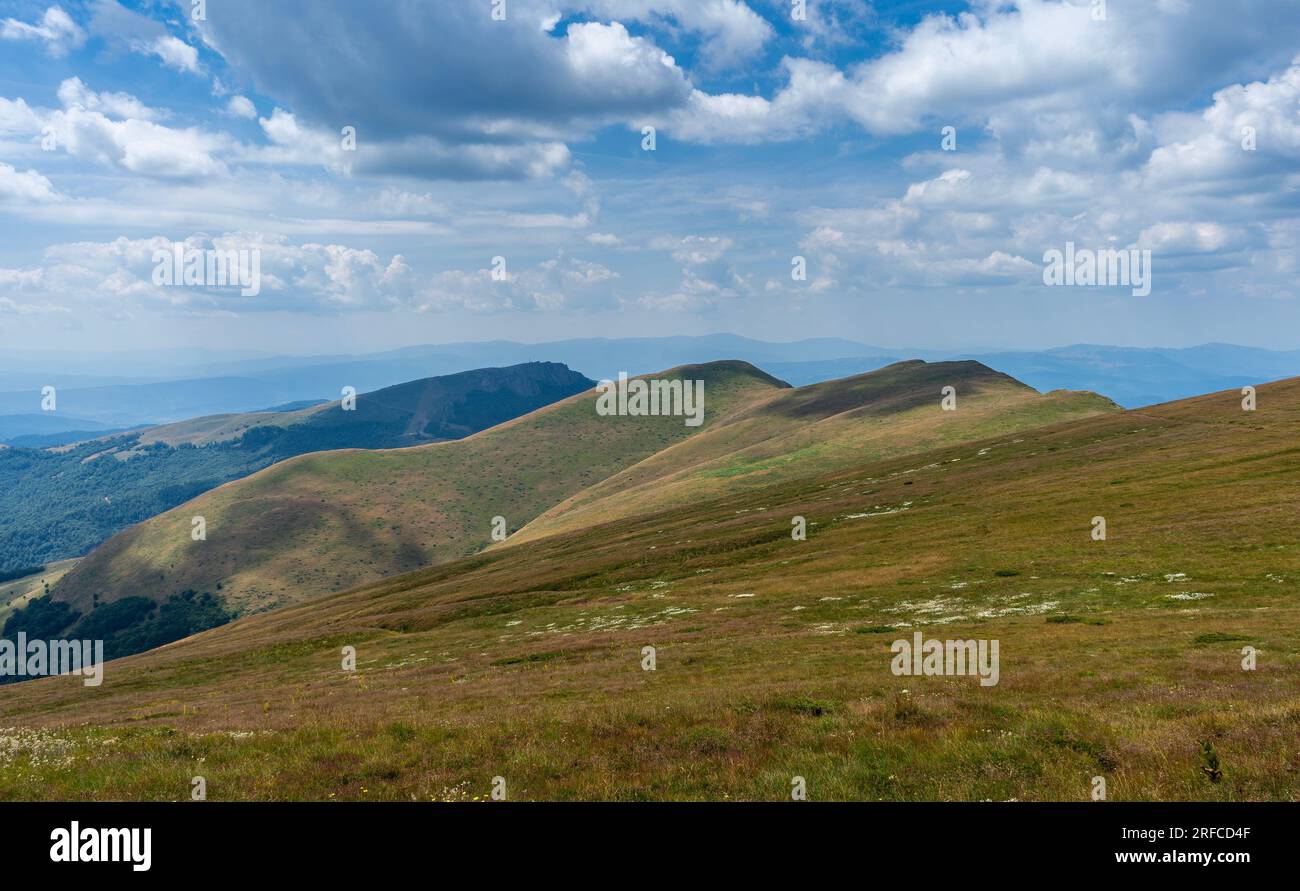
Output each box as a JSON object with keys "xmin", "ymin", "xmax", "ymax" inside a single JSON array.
[
  {"xmin": 3, "ymin": 378, "xmax": 1297, "ymax": 801},
  {"xmin": 52, "ymin": 362, "xmax": 786, "ymax": 616},
  {"xmin": 132, "ymin": 361, "xmax": 591, "ymax": 449},
  {"xmin": 508, "ymin": 360, "xmax": 1117, "ymax": 545},
  {"xmin": 131, "ymin": 402, "xmax": 331, "ymax": 448},
  {"xmin": 0, "ymin": 559, "xmax": 78, "ymax": 626}
]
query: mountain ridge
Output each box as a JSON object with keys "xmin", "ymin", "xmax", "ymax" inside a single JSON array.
[
  {"xmin": 0, "ymin": 362, "xmax": 594, "ymax": 577},
  {"xmin": 49, "ymin": 360, "xmax": 786, "ymax": 620},
  {"xmin": 7, "ymin": 338, "xmax": 1300, "ymax": 429},
  {"xmin": 50, "ymin": 359, "xmax": 1113, "ymax": 633}
]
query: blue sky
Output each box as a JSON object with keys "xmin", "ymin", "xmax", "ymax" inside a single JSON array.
[{"xmin": 1, "ymin": 0, "xmax": 1298, "ymax": 355}]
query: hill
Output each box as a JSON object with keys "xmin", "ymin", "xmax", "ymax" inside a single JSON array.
[
  {"xmin": 0, "ymin": 362, "xmax": 593, "ymax": 575},
  {"xmin": 50, "ymin": 361, "xmax": 788, "ymax": 619},
  {"xmin": 0, "ymin": 559, "xmax": 78, "ymax": 626},
  {"xmin": 1, "ymin": 375, "xmax": 1296, "ymax": 800},
  {"xmin": 508, "ymin": 360, "xmax": 1116, "ymax": 545},
  {"xmin": 0, "ymin": 412, "xmax": 120, "ymax": 445}
]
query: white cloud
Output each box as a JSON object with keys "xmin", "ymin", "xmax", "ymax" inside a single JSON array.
[
  {"xmin": 635, "ymin": 234, "xmax": 751, "ymax": 310},
  {"xmin": 1136, "ymin": 222, "xmax": 1245, "ymax": 256},
  {"xmin": 1, "ymin": 5, "xmax": 84, "ymax": 56},
  {"xmin": 57, "ymin": 77, "xmax": 165, "ymax": 122},
  {"xmin": 147, "ymin": 35, "xmax": 201, "ymax": 73},
  {"xmin": 226, "ymin": 95, "xmax": 257, "ymax": 119},
  {"xmin": 1145, "ymin": 58, "xmax": 1300, "ymax": 190},
  {"xmin": 663, "ymin": 0, "xmax": 1300, "ymax": 151},
  {"xmin": 246, "ymin": 108, "xmax": 573, "ymax": 181},
  {"xmin": 50, "ymin": 107, "xmax": 228, "ymax": 178},
  {"xmin": 189, "ymin": 1, "xmax": 698, "ymax": 180},
  {"xmin": 563, "ymin": 21, "xmax": 688, "ymax": 100},
  {"xmin": 658, "ymin": 58, "xmax": 847, "ymax": 143},
  {"xmin": 0, "ymin": 79, "xmax": 225, "ymax": 179},
  {"xmin": 87, "ymin": 1, "xmax": 202, "ymax": 74},
  {"xmin": 372, "ymin": 188, "xmax": 448, "ymax": 217},
  {"xmin": 0, "ymin": 96, "xmax": 43, "ymax": 136},
  {"xmin": 17, "ymin": 233, "xmax": 418, "ymax": 314},
  {"xmin": 578, "ymin": 0, "xmax": 774, "ymax": 69},
  {"xmin": 0, "ymin": 162, "xmax": 62, "ymax": 203},
  {"xmin": 418, "ymin": 255, "xmax": 620, "ymax": 312}
]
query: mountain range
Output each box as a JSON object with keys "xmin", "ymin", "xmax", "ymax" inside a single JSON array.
[
  {"xmin": 4, "ymin": 337, "xmax": 1299, "ymax": 440},
  {"xmin": 12, "ymin": 357, "xmax": 1113, "ymax": 667}
]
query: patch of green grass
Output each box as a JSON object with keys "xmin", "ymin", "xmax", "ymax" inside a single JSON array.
[
  {"xmin": 773, "ymin": 695, "xmax": 835, "ymax": 717},
  {"xmin": 491, "ymin": 649, "xmax": 570, "ymax": 667},
  {"xmin": 1194, "ymin": 632, "xmax": 1251, "ymax": 645},
  {"xmin": 1047, "ymin": 614, "xmax": 1108, "ymax": 625}
]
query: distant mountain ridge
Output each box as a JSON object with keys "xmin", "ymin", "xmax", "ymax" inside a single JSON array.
[
  {"xmin": 0, "ymin": 362, "xmax": 593, "ymax": 576},
  {"xmin": 0, "ymin": 413, "xmax": 123, "ymax": 446},
  {"xmin": 3, "ymin": 338, "xmax": 1298, "ymax": 431}
]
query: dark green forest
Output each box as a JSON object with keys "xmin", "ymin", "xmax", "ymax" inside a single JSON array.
[
  {"xmin": 0, "ymin": 434, "xmax": 278, "ymax": 575},
  {"xmin": 1, "ymin": 589, "xmax": 232, "ymax": 683}
]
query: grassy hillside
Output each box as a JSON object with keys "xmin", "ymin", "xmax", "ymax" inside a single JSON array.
[
  {"xmin": 0, "ymin": 559, "xmax": 78, "ymax": 626},
  {"xmin": 509, "ymin": 360, "xmax": 1117, "ymax": 545},
  {"xmin": 52, "ymin": 361, "xmax": 787, "ymax": 618},
  {"xmin": 0, "ymin": 362, "xmax": 592, "ymax": 576},
  {"xmin": 3, "ymin": 375, "xmax": 1296, "ymax": 800}
]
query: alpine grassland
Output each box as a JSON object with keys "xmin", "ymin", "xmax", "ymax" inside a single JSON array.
[{"xmin": 1, "ymin": 371, "xmax": 1295, "ymax": 801}]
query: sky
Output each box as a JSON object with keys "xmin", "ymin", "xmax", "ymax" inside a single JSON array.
[{"xmin": 0, "ymin": 0, "xmax": 1298, "ymax": 356}]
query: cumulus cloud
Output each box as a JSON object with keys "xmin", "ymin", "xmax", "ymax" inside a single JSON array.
[
  {"xmin": 1145, "ymin": 57, "xmax": 1300, "ymax": 191},
  {"xmin": 1, "ymin": 5, "xmax": 84, "ymax": 56},
  {"xmin": 779, "ymin": 20, "xmax": 1300, "ymax": 304},
  {"xmin": 49, "ymin": 87, "xmax": 227, "ymax": 178},
  {"xmin": 188, "ymin": 2, "xmax": 703, "ymax": 179},
  {"xmin": 0, "ymin": 95, "xmax": 44, "ymax": 137},
  {"xmin": 4, "ymin": 0, "xmax": 1300, "ymax": 329},
  {"xmin": 418, "ymin": 255, "xmax": 620, "ymax": 312},
  {"xmin": 56, "ymin": 77, "xmax": 165, "ymax": 122},
  {"xmin": 578, "ymin": 0, "xmax": 774, "ymax": 69},
  {"xmin": 0, "ymin": 78, "xmax": 227, "ymax": 179},
  {"xmin": 147, "ymin": 34, "xmax": 201, "ymax": 73},
  {"xmin": 88, "ymin": 0, "xmax": 203, "ymax": 74},
  {"xmin": 634, "ymin": 235, "xmax": 752, "ymax": 310},
  {"xmin": 13, "ymin": 234, "xmax": 418, "ymax": 314},
  {"xmin": 662, "ymin": 0, "xmax": 1300, "ymax": 149},
  {"xmin": 0, "ymin": 162, "xmax": 62, "ymax": 203},
  {"xmin": 226, "ymin": 95, "xmax": 257, "ymax": 119},
  {"xmin": 243, "ymin": 107, "xmax": 573, "ymax": 181}
]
